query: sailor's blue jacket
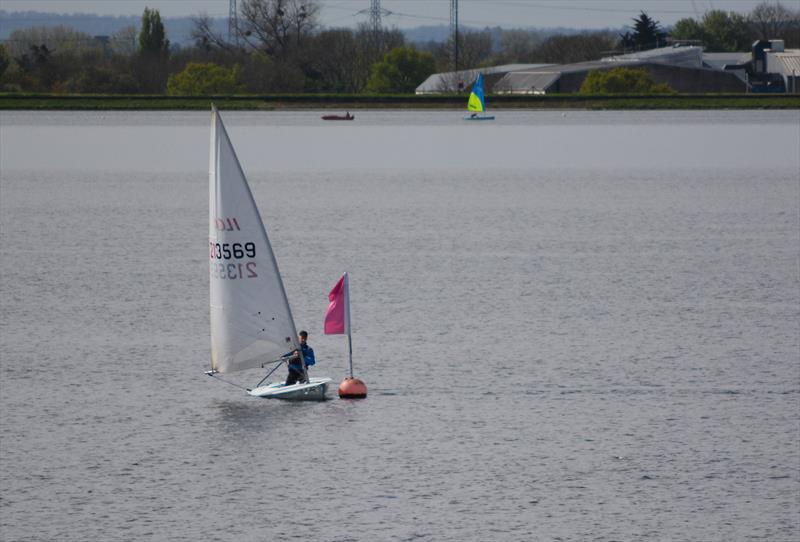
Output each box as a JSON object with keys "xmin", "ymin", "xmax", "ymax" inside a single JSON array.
[{"xmin": 288, "ymin": 343, "xmax": 315, "ymax": 373}]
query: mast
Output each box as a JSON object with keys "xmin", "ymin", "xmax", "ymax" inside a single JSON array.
[{"xmin": 299, "ymin": 341, "xmax": 308, "ymax": 382}]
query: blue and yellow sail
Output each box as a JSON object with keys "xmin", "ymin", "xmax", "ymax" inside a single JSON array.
[{"xmin": 467, "ymin": 73, "xmax": 486, "ymax": 113}]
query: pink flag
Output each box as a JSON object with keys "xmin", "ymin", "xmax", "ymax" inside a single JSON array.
[{"xmin": 324, "ymin": 273, "xmax": 348, "ymax": 335}]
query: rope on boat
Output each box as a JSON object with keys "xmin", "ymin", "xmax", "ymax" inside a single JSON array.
[
  {"xmin": 205, "ymin": 356, "xmax": 289, "ymax": 392},
  {"xmin": 205, "ymin": 371, "xmax": 252, "ymax": 392},
  {"xmin": 256, "ymin": 358, "xmax": 288, "ymax": 388}
]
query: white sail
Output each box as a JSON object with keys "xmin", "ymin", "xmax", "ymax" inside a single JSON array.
[{"xmin": 209, "ymin": 108, "xmax": 299, "ymax": 373}]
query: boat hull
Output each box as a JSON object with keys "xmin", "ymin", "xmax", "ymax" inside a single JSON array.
[
  {"xmin": 463, "ymin": 115, "xmax": 495, "ymax": 121},
  {"xmin": 248, "ymin": 377, "xmax": 333, "ymax": 401}
]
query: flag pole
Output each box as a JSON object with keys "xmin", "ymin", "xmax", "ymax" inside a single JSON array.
[
  {"xmin": 335, "ymin": 271, "xmax": 366, "ymax": 398},
  {"xmin": 345, "ymin": 272, "xmax": 353, "ymax": 378}
]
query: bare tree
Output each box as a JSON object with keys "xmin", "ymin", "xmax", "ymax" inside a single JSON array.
[
  {"xmin": 304, "ymin": 28, "xmax": 360, "ymax": 92},
  {"xmin": 748, "ymin": 1, "xmax": 796, "ymax": 40},
  {"xmin": 238, "ymin": 0, "xmax": 319, "ymax": 58},
  {"xmin": 451, "ymin": 30, "xmax": 493, "ymax": 71},
  {"xmin": 6, "ymin": 25, "xmax": 101, "ymax": 57},
  {"xmin": 536, "ymin": 32, "xmax": 617, "ymax": 64},
  {"xmin": 191, "ymin": 13, "xmax": 236, "ymax": 52},
  {"xmin": 110, "ymin": 25, "xmax": 139, "ymax": 56},
  {"xmin": 498, "ymin": 29, "xmax": 542, "ymax": 64}
]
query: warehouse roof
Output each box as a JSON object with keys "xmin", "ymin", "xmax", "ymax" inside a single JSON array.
[{"xmin": 415, "ymin": 64, "xmax": 553, "ymax": 94}]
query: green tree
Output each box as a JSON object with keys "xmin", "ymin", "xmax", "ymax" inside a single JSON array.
[
  {"xmin": 366, "ymin": 46, "xmax": 435, "ymax": 93},
  {"xmin": 139, "ymin": 7, "xmax": 169, "ymax": 57},
  {"xmin": 354, "ymin": 23, "xmax": 405, "ymax": 90},
  {"xmin": 620, "ymin": 11, "xmax": 667, "ymax": 50},
  {"xmin": 167, "ymin": 62, "xmax": 245, "ymax": 95},
  {"xmin": 670, "ymin": 17, "xmax": 704, "ymax": 43},
  {"xmin": 64, "ymin": 65, "xmax": 139, "ymax": 93},
  {"xmin": 701, "ymin": 10, "xmax": 751, "ymax": 52},
  {"xmin": 670, "ymin": 10, "xmax": 753, "ymax": 51},
  {"xmin": 241, "ymin": 51, "xmax": 304, "ymax": 92},
  {"xmin": 0, "ymin": 45, "xmax": 9, "ymax": 79},
  {"xmin": 579, "ymin": 67, "xmax": 676, "ymax": 94},
  {"xmin": 14, "ymin": 44, "xmax": 60, "ymax": 91},
  {"xmin": 2, "ymin": 26, "xmax": 105, "ymax": 91},
  {"xmin": 136, "ymin": 8, "xmax": 170, "ymax": 92}
]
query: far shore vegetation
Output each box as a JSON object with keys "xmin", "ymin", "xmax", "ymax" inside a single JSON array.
[
  {"xmin": 2, "ymin": 93, "xmax": 798, "ymax": 111},
  {"xmin": 0, "ymin": 0, "xmax": 798, "ymax": 103}
]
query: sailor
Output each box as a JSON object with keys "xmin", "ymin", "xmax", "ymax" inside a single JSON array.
[{"xmin": 285, "ymin": 330, "xmax": 315, "ymax": 385}]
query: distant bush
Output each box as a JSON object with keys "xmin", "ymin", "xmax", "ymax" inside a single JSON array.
[
  {"xmin": 579, "ymin": 67, "xmax": 676, "ymax": 94},
  {"xmin": 366, "ymin": 47, "xmax": 435, "ymax": 94},
  {"xmin": 63, "ymin": 66, "xmax": 140, "ymax": 93},
  {"xmin": 167, "ymin": 62, "xmax": 244, "ymax": 96}
]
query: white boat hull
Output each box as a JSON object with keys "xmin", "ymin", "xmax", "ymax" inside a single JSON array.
[{"xmin": 248, "ymin": 377, "xmax": 333, "ymax": 401}]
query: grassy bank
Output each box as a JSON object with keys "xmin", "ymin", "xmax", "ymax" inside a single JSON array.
[{"xmin": 1, "ymin": 93, "xmax": 798, "ymax": 110}]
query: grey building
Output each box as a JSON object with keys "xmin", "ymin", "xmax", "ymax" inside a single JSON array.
[
  {"xmin": 415, "ymin": 45, "xmax": 775, "ymax": 95},
  {"xmin": 493, "ymin": 46, "xmax": 745, "ymax": 94}
]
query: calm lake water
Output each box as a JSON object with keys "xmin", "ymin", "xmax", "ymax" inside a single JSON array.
[{"xmin": 1, "ymin": 110, "xmax": 799, "ymax": 541}]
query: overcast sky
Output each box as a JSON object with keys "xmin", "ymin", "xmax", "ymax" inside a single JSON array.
[{"xmin": 0, "ymin": 0, "xmax": 781, "ymax": 29}]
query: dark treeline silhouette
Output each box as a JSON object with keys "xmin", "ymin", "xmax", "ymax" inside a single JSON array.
[{"xmin": 0, "ymin": 0, "xmax": 796, "ymax": 94}]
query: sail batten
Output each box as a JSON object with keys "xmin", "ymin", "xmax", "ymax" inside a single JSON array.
[{"xmin": 209, "ymin": 110, "xmax": 299, "ymax": 374}]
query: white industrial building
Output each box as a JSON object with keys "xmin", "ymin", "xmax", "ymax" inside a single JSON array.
[
  {"xmin": 416, "ymin": 41, "xmax": 799, "ymax": 95},
  {"xmin": 766, "ymin": 50, "xmax": 800, "ymax": 93},
  {"xmin": 415, "ymin": 64, "xmax": 553, "ymax": 94}
]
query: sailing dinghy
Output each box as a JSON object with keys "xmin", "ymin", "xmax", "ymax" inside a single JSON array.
[
  {"xmin": 207, "ymin": 107, "xmax": 332, "ymax": 401},
  {"xmin": 463, "ymin": 73, "xmax": 495, "ymax": 121}
]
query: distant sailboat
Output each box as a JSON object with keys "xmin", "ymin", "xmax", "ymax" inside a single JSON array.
[
  {"xmin": 464, "ymin": 73, "xmax": 495, "ymax": 121},
  {"xmin": 206, "ymin": 107, "xmax": 332, "ymax": 400}
]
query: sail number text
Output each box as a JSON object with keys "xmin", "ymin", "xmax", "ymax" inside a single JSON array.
[
  {"xmin": 209, "ymin": 227, "xmax": 258, "ymax": 279},
  {"xmin": 209, "ymin": 241, "xmax": 258, "ymax": 280},
  {"xmin": 211, "ymin": 261, "xmax": 258, "ymax": 280},
  {"xmin": 209, "ymin": 241, "xmax": 256, "ymax": 260}
]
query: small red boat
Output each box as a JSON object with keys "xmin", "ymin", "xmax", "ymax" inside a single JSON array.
[{"xmin": 321, "ymin": 112, "xmax": 354, "ymax": 121}]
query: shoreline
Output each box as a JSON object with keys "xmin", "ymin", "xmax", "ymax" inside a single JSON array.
[{"xmin": 1, "ymin": 93, "xmax": 799, "ymax": 110}]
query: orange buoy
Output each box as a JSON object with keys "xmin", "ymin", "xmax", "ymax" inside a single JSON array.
[{"xmin": 338, "ymin": 377, "xmax": 367, "ymax": 399}]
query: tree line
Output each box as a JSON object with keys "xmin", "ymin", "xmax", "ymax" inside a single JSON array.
[{"xmin": 0, "ymin": 0, "xmax": 797, "ymax": 95}]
